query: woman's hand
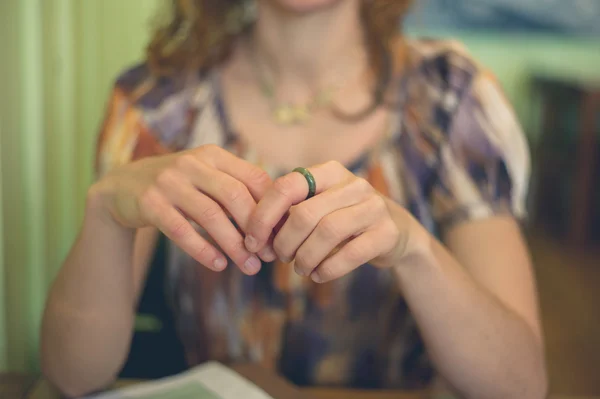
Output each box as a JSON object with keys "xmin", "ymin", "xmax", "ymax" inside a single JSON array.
[
  {"xmin": 244, "ymin": 161, "xmax": 413, "ymax": 283},
  {"xmin": 89, "ymin": 144, "xmax": 274, "ymax": 275}
]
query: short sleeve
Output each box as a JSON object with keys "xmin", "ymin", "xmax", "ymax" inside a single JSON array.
[
  {"xmin": 94, "ymin": 64, "xmax": 211, "ymax": 180},
  {"xmin": 431, "ymin": 71, "xmax": 530, "ymax": 229},
  {"xmin": 95, "ymin": 80, "xmax": 171, "ymax": 180},
  {"xmin": 95, "ymin": 86, "xmax": 142, "ymax": 179}
]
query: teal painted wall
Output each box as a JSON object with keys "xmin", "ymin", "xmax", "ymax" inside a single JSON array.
[{"xmin": 455, "ymin": 34, "xmax": 600, "ymax": 140}]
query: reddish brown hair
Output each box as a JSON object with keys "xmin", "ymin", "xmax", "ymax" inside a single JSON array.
[{"xmin": 147, "ymin": 0, "xmax": 413, "ymax": 77}]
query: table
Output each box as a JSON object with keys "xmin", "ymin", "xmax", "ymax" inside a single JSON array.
[
  {"xmin": 0, "ymin": 368, "xmax": 426, "ymax": 399},
  {"xmin": 2, "ymin": 371, "xmax": 598, "ymax": 399}
]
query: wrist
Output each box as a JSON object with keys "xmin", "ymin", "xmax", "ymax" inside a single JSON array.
[
  {"xmin": 385, "ymin": 200, "xmax": 434, "ymax": 275},
  {"xmin": 402, "ymin": 213, "xmax": 433, "ymax": 260},
  {"xmin": 85, "ymin": 181, "xmax": 130, "ymax": 234},
  {"xmin": 384, "ymin": 202, "xmax": 433, "ymax": 268},
  {"xmin": 390, "ymin": 213, "xmax": 438, "ymax": 289}
]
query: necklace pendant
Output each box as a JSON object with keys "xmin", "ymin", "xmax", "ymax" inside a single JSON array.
[
  {"xmin": 274, "ymin": 105, "xmax": 295, "ymax": 125},
  {"xmin": 274, "ymin": 104, "xmax": 311, "ymax": 126}
]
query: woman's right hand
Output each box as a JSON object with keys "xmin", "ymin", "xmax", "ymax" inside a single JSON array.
[{"xmin": 88, "ymin": 144, "xmax": 274, "ymax": 275}]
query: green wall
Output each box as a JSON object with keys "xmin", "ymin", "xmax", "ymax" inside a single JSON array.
[
  {"xmin": 73, "ymin": 0, "xmax": 161, "ymax": 201},
  {"xmin": 1, "ymin": 0, "xmax": 46, "ymax": 372},
  {"xmin": 0, "ymin": 0, "xmax": 159, "ymax": 372}
]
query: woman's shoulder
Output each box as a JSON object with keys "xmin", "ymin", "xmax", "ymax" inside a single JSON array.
[
  {"xmin": 394, "ymin": 37, "xmax": 509, "ymax": 134},
  {"xmin": 401, "ymin": 38, "xmax": 486, "ymax": 103},
  {"xmin": 112, "ymin": 63, "xmax": 215, "ymax": 112},
  {"xmin": 390, "ymin": 39, "xmax": 530, "ymax": 227},
  {"xmin": 403, "ymin": 38, "xmax": 482, "ymax": 79},
  {"xmin": 103, "ymin": 63, "xmax": 220, "ymax": 153}
]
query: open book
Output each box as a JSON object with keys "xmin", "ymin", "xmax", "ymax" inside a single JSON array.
[
  {"xmin": 27, "ymin": 362, "xmax": 308, "ymax": 399},
  {"xmin": 85, "ymin": 363, "xmax": 298, "ymax": 399}
]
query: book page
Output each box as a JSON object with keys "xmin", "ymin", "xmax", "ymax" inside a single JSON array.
[{"xmin": 86, "ymin": 363, "xmax": 275, "ymax": 399}]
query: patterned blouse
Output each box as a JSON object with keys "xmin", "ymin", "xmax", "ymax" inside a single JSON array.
[{"xmin": 96, "ymin": 39, "xmax": 530, "ymax": 389}]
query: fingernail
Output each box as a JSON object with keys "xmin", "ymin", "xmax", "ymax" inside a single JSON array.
[
  {"xmin": 293, "ymin": 262, "xmax": 305, "ymax": 276},
  {"xmin": 213, "ymin": 258, "xmax": 227, "ymax": 271},
  {"xmin": 245, "ymin": 235, "xmax": 258, "ymax": 252},
  {"xmin": 311, "ymin": 272, "xmax": 322, "ymax": 283},
  {"xmin": 244, "ymin": 255, "xmax": 262, "ymax": 274},
  {"xmin": 260, "ymin": 246, "xmax": 277, "ymax": 262}
]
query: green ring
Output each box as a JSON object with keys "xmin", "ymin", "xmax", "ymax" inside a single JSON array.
[{"xmin": 293, "ymin": 167, "xmax": 317, "ymax": 200}]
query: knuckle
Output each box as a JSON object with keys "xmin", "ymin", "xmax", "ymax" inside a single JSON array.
[
  {"xmin": 175, "ymin": 153, "xmax": 198, "ymax": 171},
  {"xmin": 381, "ymin": 220, "xmax": 400, "ymax": 244},
  {"xmin": 166, "ymin": 218, "xmax": 190, "ymax": 240},
  {"xmin": 370, "ymin": 195, "xmax": 387, "ymax": 212},
  {"xmin": 156, "ymin": 168, "xmax": 179, "ymax": 188},
  {"xmin": 318, "ymin": 216, "xmax": 341, "ymax": 240},
  {"xmin": 224, "ymin": 237, "xmax": 247, "ymax": 258},
  {"xmin": 192, "ymin": 242, "xmax": 212, "ymax": 261},
  {"xmin": 199, "ymin": 205, "xmax": 222, "ymax": 223},
  {"xmin": 354, "ymin": 177, "xmax": 373, "ymax": 193},
  {"xmin": 138, "ymin": 187, "xmax": 163, "ymax": 214},
  {"xmin": 273, "ymin": 175, "xmax": 295, "ymax": 197},
  {"xmin": 222, "ymin": 181, "xmax": 247, "ymax": 205},
  {"xmin": 248, "ymin": 214, "xmax": 269, "ymax": 239},
  {"xmin": 248, "ymin": 167, "xmax": 271, "ymax": 186},
  {"xmin": 249, "ymin": 213, "xmax": 268, "ymax": 230},
  {"xmin": 289, "ymin": 205, "xmax": 316, "ymax": 229},
  {"xmin": 371, "ymin": 195, "xmax": 387, "ymax": 209},
  {"xmin": 231, "ymin": 237, "xmax": 247, "ymax": 253}
]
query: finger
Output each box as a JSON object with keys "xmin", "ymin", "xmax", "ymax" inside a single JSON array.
[
  {"xmin": 257, "ymin": 233, "xmax": 277, "ymax": 262},
  {"xmin": 257, "ymin": 213, "xmax": 290, "ymax": 263},
  {"xmin": 258, "ymin": 246, "xmax": 277, "ymax": 263},
  {"xmin": 310, "ymin": 228, "xmax": 388, "ymax": 284},
  {"xmin": 293, "ymin": 197, "xmax": 382, "ymax": 277},
  {"xmin": 246, "ymin": 161, "xmax": 350, "ymax": 253},
  {"xmin": 198, "ymin": 145, "xmax": 273, "ymax": 200},
  {"xmin": 273, "ymin": 178, "xmax": 374, "ymax": 263},
  {"xmin": 176, "ymin": 189, "xmax": 262, "ymax": 275},
  {"xmin": 140, "ymin": 189, "xmax": 227, "ymax": 272},
  {"xmin": 158, "ymin": 171, "xmax": 262, "ymax": 275},
  {"xmin": 178, "ymin": 157, "xmax": 257, "ymax": 232}
]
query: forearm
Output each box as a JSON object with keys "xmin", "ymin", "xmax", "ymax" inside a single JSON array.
[
  {"xmin": 41, "ymin": 191, "xmax": 137, "ymax": 397},
  {"xmin": 394, "ymin": 223, "xmax": 547, "ymax": 399}
]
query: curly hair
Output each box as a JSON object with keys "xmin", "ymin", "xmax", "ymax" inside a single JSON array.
[
  {"xmin": 147, "ymin": 0, "xmax": 414, "ymax": 120},
  {"xmin": 148, "ymin": 0, "xmax": 413, "ymax": 76}
]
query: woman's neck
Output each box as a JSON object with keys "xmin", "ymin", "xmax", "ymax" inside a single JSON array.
[{"xmin": 251, "ymin": 0, "xmax": 367, "ymax": 89}]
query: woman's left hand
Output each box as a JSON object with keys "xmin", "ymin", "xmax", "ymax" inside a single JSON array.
[{"xmin": 244, "ymin": 161, "xmax": 412, "ymax": 283}]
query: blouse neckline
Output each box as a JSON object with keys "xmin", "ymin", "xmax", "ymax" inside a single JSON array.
[{"xmin": 207, "ymin": 69, "xmax": 407, "ymax": 176}]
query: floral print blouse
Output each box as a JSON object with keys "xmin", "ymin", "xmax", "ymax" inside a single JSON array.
[{"xmin": 96, "ymin": 39, "xmax": 530, "ymax": 389}]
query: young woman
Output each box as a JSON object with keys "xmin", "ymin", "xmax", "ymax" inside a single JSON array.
[{"xmin": 41, "ymin": 0, "xmax": 547, "ymax": 397}]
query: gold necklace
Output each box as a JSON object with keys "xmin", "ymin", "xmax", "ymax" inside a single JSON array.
[
  {"xmin": 250, "ymin": 41, "xmax": 367, "ymax": 126},
  {"xmin": 259, "ymin": 80, "xmax": 336, "ymax": 126},
  {"xmin": 253, "ymin": 61, "xmax": 338, "ymax": 126}
]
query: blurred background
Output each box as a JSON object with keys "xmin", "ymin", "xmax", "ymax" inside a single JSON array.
[{"xmin": 0, "ymin": 0, "xmax": 599, "ymax": 396}]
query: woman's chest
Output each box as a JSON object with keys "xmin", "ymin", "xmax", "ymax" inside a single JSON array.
[{"xmin": 229, "ymin": 108, "xmax": 393, "ymax": 172}]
